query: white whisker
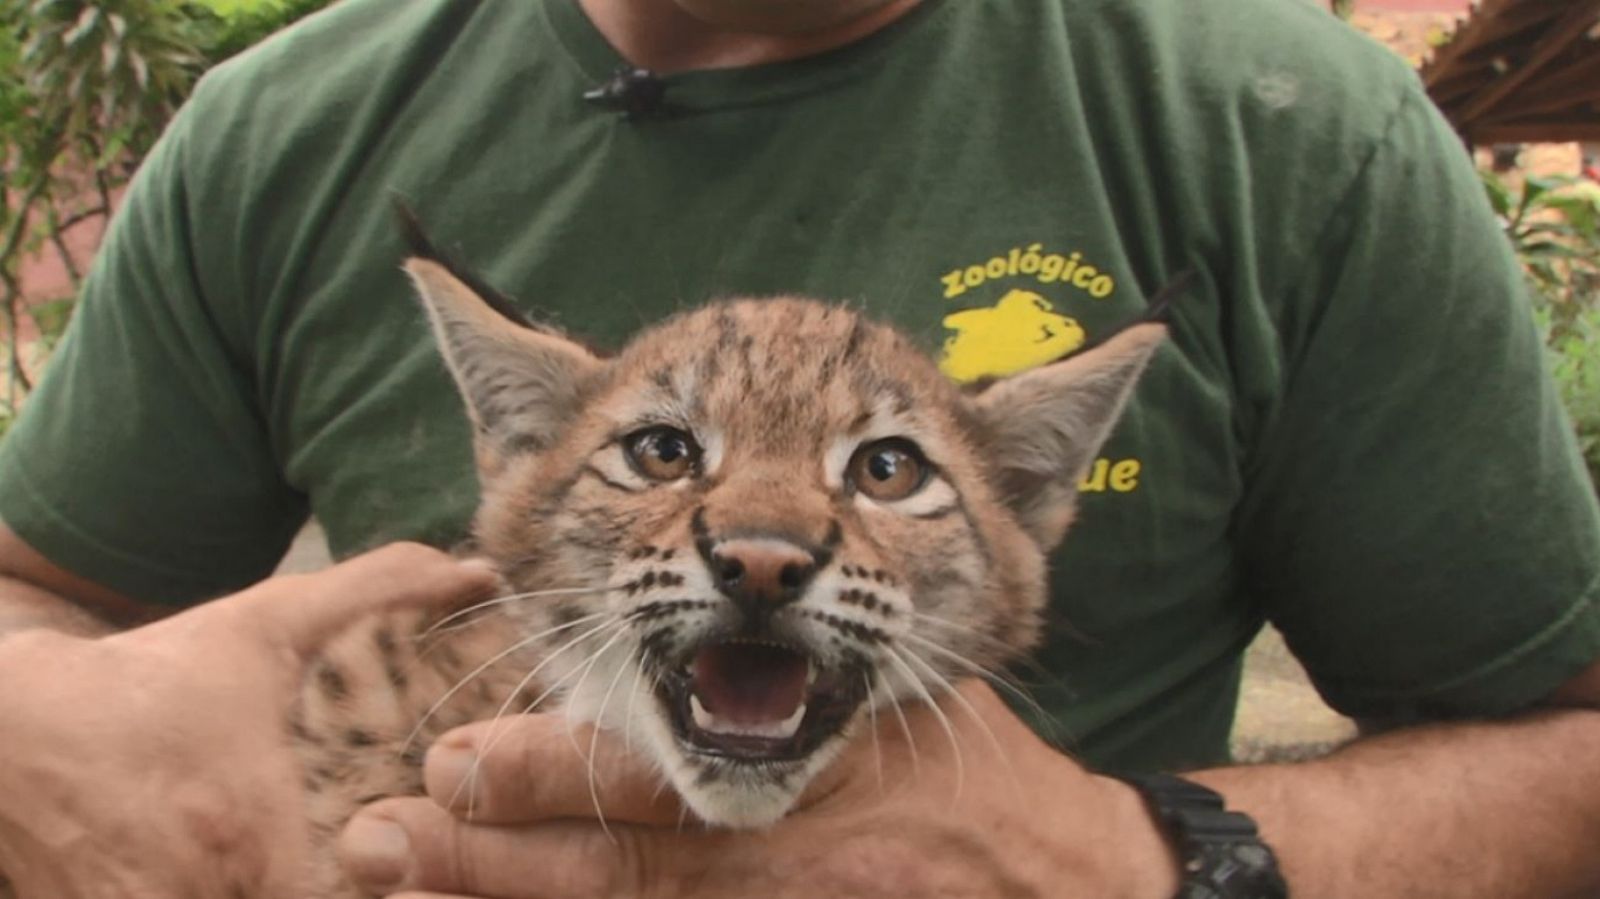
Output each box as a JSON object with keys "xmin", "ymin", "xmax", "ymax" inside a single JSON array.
[
  {"xmin": 908, "ymin": 612, "xmax": 1037, "ymax": 665},
  {"xmin": 909, "ymin": 611, "xmax": 1001, "ymax": 638},
  {"xmin": 398, "ymin": 611, "xmax": 612, "ymax": 758},
  {"xmin": 561, "ymin": 623, "xmax": 637, "ymax": 759},
  {"xmin": 862, "ymin": 672, "xmax": 885, "ymax": 792},
  {"xmin": 911, "ymin": 613, "xmax": 1065, "ymax": 687},
  {"xmin": 418, "ymin": 585, "xmax": 617, "ymax": 640},
  {"xmin": 897, "ymin": 644, "xmax": 1017, "ymax": 785},
  {"xmin": 448, "ymin": 617, "xmax": 630, "ymax": 816},
  {"xmin": 884, "ymin": 645, "xmax": 965, "ymax": 805},
  {"xmin": 623, "ymin": 662, "xmax": 648, "ymax": 755},
  {"xmin": 881, "ymin": 660, "xmax": 921, "ymax": 778},
  {"xmin": 900, "ymin": 631, "xmax": 1058, "ymax": 739},
  {"xmin": 586, "ymin": 653, "xmax": 635, "ymax": 844}
]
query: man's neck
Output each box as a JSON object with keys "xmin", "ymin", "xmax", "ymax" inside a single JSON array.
[{"xmin": 578, "ymin": 0, "xmax": 923, "ymax": 72}]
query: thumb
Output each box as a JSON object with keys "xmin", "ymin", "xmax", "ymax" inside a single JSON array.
[
  {"xmin": 341, "ymin": 797, "xmax": 726, "ymax": 899},
  {"xmin": 422, "ymin": 714, "xmax": 682, "ymax": 825},
  {"xmin": 234, "ymin": 542, "xmax": 500, "ymax": 659}
]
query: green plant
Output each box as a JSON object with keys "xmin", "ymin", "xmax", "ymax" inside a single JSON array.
[
  {"xmin": 1483, "ymin": 172, "xmax": 1600, "ymax": 316},
  {"xmin": 1483, "ymin": 170, "xmax": 1600, "ymax": 489},
  {"xmin": 2, "ymin": 0, "xmax": 213, "ymax": 433},
  {"xmin": 21, "ymin": 0, "xmax": 205, "ymax": 162},
  {"xmin": 1540, "ymin": 303, "xmax": 1600, "ymax": 484},
  {"xmin": 189, "ymin": 0, "xmax": 334, "ymax": 65},
  {"xmin": 0, "ymin": 0, "xmax": 333, "ymax": 437}
]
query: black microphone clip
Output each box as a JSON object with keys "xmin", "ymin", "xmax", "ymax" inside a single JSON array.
[{"xmin": 582, "ymin": 66, "xmax": 670, "ymax": 120}]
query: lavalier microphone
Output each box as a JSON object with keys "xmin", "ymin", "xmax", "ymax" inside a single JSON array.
[{"xmin": 582, "ymin": 66, "xmax": 670, "ymax": 120}]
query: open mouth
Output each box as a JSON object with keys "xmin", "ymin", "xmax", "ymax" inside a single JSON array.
[{"xmin": 656, "ymin": 640, "xmax": 865, "ymax": 762}]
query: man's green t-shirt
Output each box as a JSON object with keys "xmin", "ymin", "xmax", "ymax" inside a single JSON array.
[{"xmin": 3, "ymin": 0, "xmax": 1598, "ymax": 773}]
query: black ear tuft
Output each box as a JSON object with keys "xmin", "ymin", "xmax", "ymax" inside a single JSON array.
[
  {"xmin": 1065, "ymin": 268, "xmax": 1197, "ymax": 360},
  {"xmin": 390, "ymin": 197, "xmax": 537, "ymax": 330},
  {"xmin": 1140, "ymin": 268, "xmax": 1196, "ymax": 326},
  {"xmin": 392, "ymin": 197, "xmax": 444, "ymax": 263}
]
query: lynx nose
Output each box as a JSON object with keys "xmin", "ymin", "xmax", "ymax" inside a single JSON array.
[{"xmin": 708, "ymin": 538, "xmax": 818, "ymax": 611}]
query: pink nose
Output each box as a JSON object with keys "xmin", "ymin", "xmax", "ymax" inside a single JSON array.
[{"xmin": 708, "ymin": 538, "xmax": 818, "ymax": 609}]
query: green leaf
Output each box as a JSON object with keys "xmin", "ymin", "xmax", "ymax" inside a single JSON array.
[
  {"xmin": 1520, "ymin": 240, "xmax": 1586, "ymax": 261},
  {"xmin": 26, "ymin": 295, "xmax": 76, "ymax": 349},
  {"xmin": 1481, "ymin": 170, "xmax": 1513, "ymax": 218},
  {"xmin": 1523, "ymin": 174, "xmax": 1566, "ymax": 205},
  {"xmin": 1543, "ymin": 193, "xmax": 1600, "ymax": 240},
  {"xmin": 62, "ymin": 6, "xmax": 101, "ymax": 49}
]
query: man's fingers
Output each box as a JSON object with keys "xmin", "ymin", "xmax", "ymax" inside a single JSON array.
[
  {"xmin": 340, "ymin": 797, "xmax": 709, "ymax": 899},
  {"xmin": 239, "ymin": 543, "xmax": 499, "ymax": 658},
  {"xmin": 420, "ymin": 683, "xmax": 1015, "ymax": 827},
  {"xmin": 423, "ymin": 714, "xmax": 682, "ymax": 826}
]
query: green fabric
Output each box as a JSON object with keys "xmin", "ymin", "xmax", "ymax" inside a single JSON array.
[{"xmin": 2, "ymin": 0, "xmax": 1597, "ymax": 773}]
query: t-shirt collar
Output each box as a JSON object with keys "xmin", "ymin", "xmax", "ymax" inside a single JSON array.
[{"xmin": 541, "ymin": 0, "xmax": 952, "ymax": 115}]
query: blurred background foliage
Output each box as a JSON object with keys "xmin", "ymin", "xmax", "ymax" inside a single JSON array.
[
  {"xmin": 1, "ymin": 0, "xmax": 332, "ymax": 434},
  {"xmin": 1483, "ymin": 172, "xmax": 1600, "ymax": 488},
  {"xmin": 0, "ymin": 0, "xmax": 1596, "ymax": 498}
]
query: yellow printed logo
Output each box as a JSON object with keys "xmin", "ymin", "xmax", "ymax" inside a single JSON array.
[
  {"xmin": 939, "ymin": 243, "xmax": 1118, "ymax": 301},
  {"xmin": 934, "ymin": 244, "xmax": 1144, "ymax": 495},
  {"xmin": 935, "ymin": 242, "xmax": 1118, "ymax": 383},
  {"xmin": 939, "ymin": 290, "xmax": 1086, "ymax": 383}
]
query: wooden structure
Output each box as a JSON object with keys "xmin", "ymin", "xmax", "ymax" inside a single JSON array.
[{"xmin": 1421, "ymin": 0, "xmax": 1600, "ymax": 145}]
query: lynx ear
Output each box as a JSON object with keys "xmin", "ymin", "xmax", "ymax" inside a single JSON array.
[
  {"xmin": 969, "ymin": 323, "xmax": 1165, "ymax": 549},
  {"xmin": 405, "ymin": 258, "xmax": 604, "ymax": 472}
]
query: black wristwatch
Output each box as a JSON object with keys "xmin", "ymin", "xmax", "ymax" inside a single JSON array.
[{"xmin": 1121, "ymin": 773, "xmax": 1290, "ymax": 899}]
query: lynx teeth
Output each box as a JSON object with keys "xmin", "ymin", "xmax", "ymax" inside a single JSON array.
[{"xmin": 690, "ymin": 694, "xmax": 808, "ymax": 740}]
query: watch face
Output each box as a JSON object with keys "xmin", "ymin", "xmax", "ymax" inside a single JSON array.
[
  {"xmin": 1229, "ymin": 843, "xmax": 1277, "ymax": 871},
  {"xmin": 1195, "ymin": 842, "xmax": 1289, "ymax": 899}
]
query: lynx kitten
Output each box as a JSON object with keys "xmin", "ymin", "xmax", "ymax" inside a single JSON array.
[{"xmin": 297, "ymin": 225, "xmax": 1164, "ymax": 895}]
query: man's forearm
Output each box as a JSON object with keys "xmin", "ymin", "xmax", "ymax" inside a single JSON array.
[
  {"xmin": 0, "ymin": 576, "xmax": 114, "ymax": 639},
  {"xmin": 1191, "ymin": 707, "xmax": 1600, "ymax": 898},
  {"xmin": 0, "ymin": 524, "xmax": 164, "ymax": 640}
]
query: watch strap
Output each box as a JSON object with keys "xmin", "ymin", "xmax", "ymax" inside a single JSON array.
[{"xmin": 1121, "ymin": 773, "xmax": 1290, "ymax": 899}]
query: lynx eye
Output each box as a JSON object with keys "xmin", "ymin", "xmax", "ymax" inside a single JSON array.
[
  {"xmin": 847, "ymin": 439, "xmax": 928, "ymax": 502},
  {"xmin": 624, "ymin": 427, "xmax": 701, "ymax": 481}
]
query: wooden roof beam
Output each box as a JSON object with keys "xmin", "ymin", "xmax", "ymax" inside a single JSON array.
[
  {"xmin": 1423, "ymin": 0, "xmax": 1522, "ymax": 85},
  {"xmin": 1489, "ymin": 0, "xmax": 1573, "ymax": 35},
  {"xmin": 1494, "ymin": 54, "xmax": 1600, "ymax": 118},
  {"xmin": 1455, "ymin": 0, "xmax": 1600, "ymax": 126},
  {"xmin": 1468, "ymin": 120, "xmax": 1600, "ymax": 143},
  {"xmin": 1423, "ymin": 0, "xmax": 1567, "ymax": 92},
  {"xmin": 1457, "ymin": 15, "xmax": 1571, "ymax": 70},
  {"xmin": 1431, "ymin": 69, "xmax": 1500, "ymax": 110},
  {"xmin": 1480, "ymin": 100, "xmax": 1597, "ymax": 126}
]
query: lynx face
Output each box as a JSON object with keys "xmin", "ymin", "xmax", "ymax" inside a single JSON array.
[{"xmin": 405, "ymin": 253, "xmax": 1164, "ymax": 827}]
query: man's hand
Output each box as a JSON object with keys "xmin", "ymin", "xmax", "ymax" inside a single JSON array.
[
  {"xmin": 340, "ymin": 682, "xmax": 1180, "ymax": 899},
  {"xmin": 0, "ymin": 543, "xmax": 496, "ymax": 899}
]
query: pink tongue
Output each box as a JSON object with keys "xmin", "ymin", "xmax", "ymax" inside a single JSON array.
[{"xmin": 691, "ymin": 643, "xmax": 809, "ymax": 725}]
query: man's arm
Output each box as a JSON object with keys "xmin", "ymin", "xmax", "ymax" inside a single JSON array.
[
  {"xmin": 0, "ymin": 524, "xmax": 162, "ymax": 638},
  {"xmin": 1191, "ymin": 665, "xmax": 1600, "ymax": 898}
]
